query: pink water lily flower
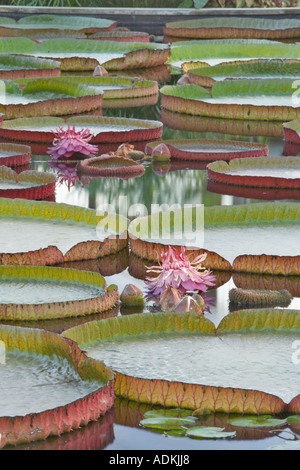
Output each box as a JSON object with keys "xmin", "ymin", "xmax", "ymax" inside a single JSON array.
[
  {"xmin": 47, "ymin": 125, "xmax": 98, "ymax": 160},
  {"xmin": 145, "ymin": 245, "xmax": 216, "ymax": 298}
]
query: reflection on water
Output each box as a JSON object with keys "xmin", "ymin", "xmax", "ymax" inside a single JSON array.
[{"xmin": 2, "ymin": 66, "xmax": 300, "ymax": 450}]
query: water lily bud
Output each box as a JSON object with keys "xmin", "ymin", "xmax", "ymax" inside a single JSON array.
[
  {"xmin": 151, "ymin": 143, "xmax": 171, "ymax": 162},
  {"xmin": 120, "ymin": 284, "xmax": 145, "ymax": 307},
  {"xmin": 93, "ymin": 65, "xmax": 108, "ymax": 76}
]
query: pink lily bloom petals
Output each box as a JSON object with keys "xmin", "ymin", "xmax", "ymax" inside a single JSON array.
[
  {"xmin": 145, "ymin": 245, "xmax": 216, "ymax": 299},
  {"xmin": 47, "ymin": 125, "xmax": 98, "ymax": 160}
]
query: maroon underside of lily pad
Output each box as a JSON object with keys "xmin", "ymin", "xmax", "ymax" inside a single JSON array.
[
  {"xmin": 207, "ymin": 157, "xmax": 300, "ymax": 189},
  {"xmin": 89, "ymin": 29, "xmax": 150, "ymax": 43},
  {"xmin": 283, "ymin": 123, "xmax": 300, "ymax": 144},
  {"xmin": 0, "ymin": 66, "xmax": 61, "ymax": 81},
  {"xmin": 207, "ymin": 179, "xmax": 300, "ymax": 201},
  {"xmin": 0, "ymin": 117, "xmax": 163, "ymax": 145},
  {"xmin": 0, "ymin": 142, "xmax": 31, "ymax": 167}
]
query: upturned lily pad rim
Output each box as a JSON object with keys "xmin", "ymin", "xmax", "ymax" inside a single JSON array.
[
  {"xmin": 144, "ymin": 138, "xmax": 268, "ymax": 162},
  {"xmin": 15, "ymin": 76, "xmax": 159, "ymax": 100},
  {"xmin": 207, "ymin": 156, "xmax": 300, "ymax": 189},
  {"xmin": 0, "ymin": 142, "xmax": 31, "ymax": 167},
  {"xmin": 62, "ymin": 309, "xmax": 300, "ymax": 415},
  {"xmin": 0, "ymin": 264, "xmax": 119, "ymax": 321},
  {"xmin": 0, "ymin": 166, "xmax": 56, "ymax": 200},
  {"xmin": 0, "ymin": 115, "xmax": 163, "ymax": 143},
  {"xmin": 0, "ymin": 323, "xmax": 115, "ymax": 448},
  {"xmin": 0, "ymin": 197, "xmax": 129, "ymax": 266},
  {"xmin": 128, "ymin": 202, "xmax": 300, "ymax": 275}
]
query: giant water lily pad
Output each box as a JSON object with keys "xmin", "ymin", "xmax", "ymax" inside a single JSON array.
[
  {"xmin": 0, "ymin": 198, "xmax": 129, "ymax": 266},
  {"xmin": 128, "ymin": 203, "xmax": 300, "ymax": 275},
  {"xmin": 0, "ymin": 37, "xmax": 170, "ymax": 71},
  {"xmin": 164, "ymin": 18, "xmax": 300, "ymax": 40},
  {"xmin": 0, "ymin": 78, "xmax": 103, "ymax": 119},
  {"xmin": 0, "ymin": 14, "xmax": 116, "ymax": 35},
  {"xmin": 207, "ymin": 156, "xmax": 300, "ymax": 189},
  {"xmin": 0, "ymin": 142, "xmax": 31, "ymax": 167},
  {"xmin": 16, "ymin": 75, "xmax": 159, "ymax": 100},
  {"xmin": 187, "ymin": 59, "xmax": 300, "ymax": 88},
  {"xmin": 0, "ymin": 324, "xmax": 114, "ymax": 448},
  {"xmin": 160, "ymin": 79, "xmax": 300, "ymax": 122},
  {"xmin": 77, "ymin": 155, "xmax": 145, "ymax": 180},
  {"xmin": 0, "ymin": 54, "xmax": 61, "ymax": 80},
  {"xmin": 0, "ymin": 115, "xmax": 163, "ymax": 144},
  {"xmin": 145, "ymin": 139, "xmax": 268, "ymax": 163},
  {"xmin": 228, "ymin": 415, "xmax": 287, "ymax": 428},
  {"xmin": 0, "ymin": 265, "xmax": 119, "ymax": 320},
  {"xmin": 62, "ymin": 309, "xmax": 300, "ymax": 415},
  {"xmin": 0, "ymin": 166, "xmax": 56, "ymax": 200},
  {"xmin": 161, "ymin": 108, "xmax": 284, "ymax": 139},
  {"xmin": 169, "ymin": 40, "xmax": 300, "ymax": 68}
]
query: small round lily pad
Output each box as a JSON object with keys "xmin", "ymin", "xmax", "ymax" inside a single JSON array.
[
  {"xmin": 143, "ymin": 408, "xmax": 194, "ymax": 419},
  {"xmin": 229, "ymin": 415, "xmax": 287, "ymax": 428},
  {"xmin": 186, "ymin": 426, "xmax": 236, "ymax": 440},
  {"xmin": 139, "ymin": 416, "xmax": 197, "ymax": 431}
]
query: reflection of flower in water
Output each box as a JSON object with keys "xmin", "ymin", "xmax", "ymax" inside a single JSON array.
[
  {"xmin": 47, "ymin": 160, "xmax": 90, "ymax": 191},
  {"xmin": 200, "ymin": 293, "xmax": 216, "ymax": 314},
  {"xmin": 145, "ymin": 245, "xmax": 216, "ymax": 299},
  {"xmin": 47, "ymin": 125, "xmax": 98, "ymax": 160}
]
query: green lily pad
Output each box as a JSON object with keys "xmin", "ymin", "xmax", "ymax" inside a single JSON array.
[
  {"xmin": 143, "ymin": 408, "xmax": 195, "ymax": 419},
  {"xmin": 139, "ymin": 416, "xmax": 197, "ymax": 431},
  {"xmin": 229, "ymin": 415, "xmax": 287, "ymax": 428},
  {"xmin": 186, "ymin": 426, "xmax": 236, "ymax": 439},
  {"xmin": 287, "ymin": 415, "xmax": 300, "ymax": 424}
]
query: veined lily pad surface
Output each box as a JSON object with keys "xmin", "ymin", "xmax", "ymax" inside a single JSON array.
[
  {"xmin": 0, "ymin": 54, "xmax": 61, "ymax": 80},
  {"xmin": 62, "ymin": 310, "xmax": 300, "ymax": 415},
  {"xmin": 207, "ymin": 156, "xmax": 300, "ymax": 189},
  {"xmin": 0, "ymin": 265, "xmax": 119, "ymax": 320},
  {"xmin": 169, "ymin": 40, "xmax": 300, "ymax": 68},
  {"xmin": 128, "ymin": 203, "xmax": 300, "ymax": 275},
  {"xmin": 0, "ymin": 198, "xmax": 129, "ymax": 266},
  {"xmin": 0, "ymin": 115, "xmax": 163, "ymax": 144},
  {"xmin": 164, "ymin": 18, "xmax": 300, "ymax": 40},
  {"xmin": 0, "ymin": 78, "xmax": 104, "ymax": 119},
  {"xmin": 0, "ymin": 166, "xmax": 56, "ymax": 200},
  {"xmin": 187, "ymin": 59, "xmax": 300, "ymax": 88},
  {"xmin": 160, "ymin": 79, "xmax": 300, "ymax": 121},
  {"xmin": 145, "ymin": 139, "xmax": 268, "ymax": 162},
  {"xmin": 0, "ymin": 324, "xmax": 115, "ymax": 448},
  {"xmin": 0, "ymin": 37, "xmax": 170, "ymax": 71}
]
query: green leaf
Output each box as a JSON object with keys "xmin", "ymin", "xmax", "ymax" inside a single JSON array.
[
  {"xmin": 186, "ymin": 426, "xmax": 236, "ymax": 439},
  {"xmin": 139, "ymin": 416, "xmax": 197, "ymax": 431},
  {"xmin": 229, "ymin": 415, "xmax": 287, "ymax": 428}
]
